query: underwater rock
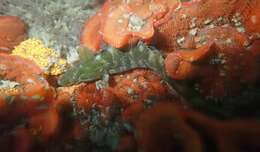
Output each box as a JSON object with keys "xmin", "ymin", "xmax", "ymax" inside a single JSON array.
[
  {"xmin": 131, "ymin": 101, "xmax": 260, "ymax": 152},
  {"xmin": 134, "ymin": 102, "xmax": 203, "ymax": 152},
  {"xmin": 155, "ymin": 0, "xmax": 260, "ymax": 97},
  {"xmin": 153, "ymin": 0, "xmax": 260, "ymax": 53},
  {"xmin": 80, "ymin": 0, "xmax": 181, "ymax": 52},
  {"xmin": 29, "ymin": 108, "xmax": 60, "ymax": 143},
  {"xmin": 0, "ymin": 53, "xmax": 53, "ymax": 122},
  {"xmin": 165, "ymin": 27, "xmax": 258, "ymax": 97},
  {"xmin": 111, "ymin": 69, "xmax": 171, "ymax": 106},
  {"xmin": 0, "ymin": 16, "xmax": 27, "ymax": 53}
]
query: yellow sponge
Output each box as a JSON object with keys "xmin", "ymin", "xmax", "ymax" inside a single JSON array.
[{"xmin": 12, "ymin": 38, "xmax": 67, "ymax": 75}]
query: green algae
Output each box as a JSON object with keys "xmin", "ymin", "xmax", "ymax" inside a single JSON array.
[{"xmin": 58, "ymin": 43, "xmax": 166, "ymax": 86}]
